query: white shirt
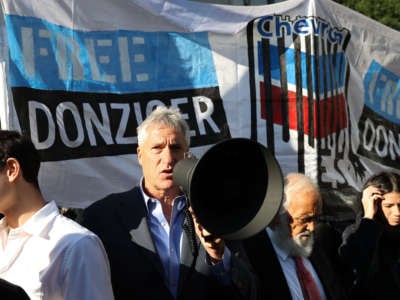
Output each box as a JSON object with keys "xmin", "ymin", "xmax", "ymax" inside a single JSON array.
[
  {"xmin": 0, "ymin": 201, "xmax": 115, "ymax": 300},
  {"xmin": 266, "ymin": 228, "xmax": 327, "ymax": 300}
]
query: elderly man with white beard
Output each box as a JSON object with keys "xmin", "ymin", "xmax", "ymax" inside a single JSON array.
[{"xmin": 243, "ymin": 173, "xmax": 351, "ymax": 300}]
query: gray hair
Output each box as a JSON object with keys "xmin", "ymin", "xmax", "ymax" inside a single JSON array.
[
  {"xmin": 137, "ymin": 106, "xmax": 191, "ymax": 147},
  {"xmin": 280, "ymin": 172, "xmax": 321, "ymax": 213}
]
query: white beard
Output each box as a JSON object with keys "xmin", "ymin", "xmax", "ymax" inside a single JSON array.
[{"xmin": 269, "ymin": 215, "xmax": 314, "ymax": 258}]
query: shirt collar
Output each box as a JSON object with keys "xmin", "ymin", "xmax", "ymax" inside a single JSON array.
[
  {"xmin": 266, "ymin": 227, "xmax": 291, "ymax": 261},
  {"xmin": 139, "ymin": 177, "xmax": 187, "ymax": 213},
  {"xmin": 0, "ymin": 201, "xmax": 59, "ymax": 236}
]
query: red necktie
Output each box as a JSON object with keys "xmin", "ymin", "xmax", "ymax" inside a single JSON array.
[{"xmin": 294, "ymin": 257, "xmax": 323, "ymax": 300}]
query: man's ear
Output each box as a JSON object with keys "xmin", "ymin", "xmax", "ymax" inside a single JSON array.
[
  {"xmin": 137, "ymin": 146, "xmax": 142, "ymax": 165},
  {"xmin": 5, "ymin": 157, "xmax": 21, "ymax": 183}
]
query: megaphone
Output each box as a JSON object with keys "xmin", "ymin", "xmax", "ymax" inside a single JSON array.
[{"xmin": 173, "ymin": 137, "xmax": 283, "ymax": 240}]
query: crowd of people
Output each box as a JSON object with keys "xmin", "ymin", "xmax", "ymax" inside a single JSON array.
[{"xmin": 0, "ymin": 105, "xmax": 399, "ymax": 300}]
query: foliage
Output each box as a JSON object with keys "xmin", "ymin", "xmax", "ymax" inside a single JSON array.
[{"xmin": 334, "ymin": 0, "xmax": 400, "ymax": 31}]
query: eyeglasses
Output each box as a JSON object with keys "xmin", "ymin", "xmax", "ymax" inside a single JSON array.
[{"xmin": 290, "ymin": 215, "xmax": 319, "ymax": 226}]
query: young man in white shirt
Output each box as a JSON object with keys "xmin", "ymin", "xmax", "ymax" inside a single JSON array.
[{"xmin": 0, "ymin": 130, "xmax": 114, "ymax": 300}]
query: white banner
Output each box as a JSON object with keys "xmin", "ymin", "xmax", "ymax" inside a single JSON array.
[{"xmin": 1, "ymin": 0, "xmax": 399, "ymax": 214}]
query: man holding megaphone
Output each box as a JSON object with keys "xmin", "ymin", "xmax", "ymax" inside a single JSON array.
[{"xmin": 81, "ymin": 106, "xmax": 258, "ymax": 300}]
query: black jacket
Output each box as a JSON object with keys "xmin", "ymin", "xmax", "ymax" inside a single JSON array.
[
  {"xmin": 0, "ymin": 278, "xmax": 30, "ymax": 300},
  {"xmin": 243, "ymin": 223, "xmax": 351, "ymax": 300},
  {"xmin": 81, "ymin": 186, "xmax": 257, "ymax": 300},
  {"xmin": 339, "ymin": 217, "xmax": 400, "ymax": 300}
]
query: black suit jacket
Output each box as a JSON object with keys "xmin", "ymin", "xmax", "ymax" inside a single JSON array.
[
  {"xmin": 81, "ymin": 186, "xmax": 257, "ymax": 300},
  {"xmin": 339, "ymin": 217, "xmax": 400, "ymax": 300},
  {"xmin": 0, "ymin": 278, "xmax": 30, "ymax": 300},
  {"xmin": 242, "ymin": 223, "xmax": 350, "ymax": 300}
]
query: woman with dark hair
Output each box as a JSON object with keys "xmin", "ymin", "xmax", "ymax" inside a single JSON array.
[{"xmin": 339, "ymin": 171, "xmax": 400, "ymax": 299}]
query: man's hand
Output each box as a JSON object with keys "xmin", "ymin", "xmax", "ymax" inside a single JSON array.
[{"xmin": 189, "ymin": 207, "xmax": 225, "ymax": 264}]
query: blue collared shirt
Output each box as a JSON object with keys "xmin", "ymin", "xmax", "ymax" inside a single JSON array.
[
  {"xmin": 144, "ymin": 192, "xmax": 185, "ymax": 298},
  {"xmin": 140, "ymin": 181, "xmax": 231, "ymax": 298}
]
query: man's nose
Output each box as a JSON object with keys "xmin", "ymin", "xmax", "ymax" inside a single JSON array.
[
  {"xmin": 162, "ymin": 148, "xmax": 175, "ymax": 165},
  {"xmin": 307, "ymin": 220, "xmax": 316, "ymax": 232}
]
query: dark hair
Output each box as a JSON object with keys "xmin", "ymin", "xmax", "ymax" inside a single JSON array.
[
  {"xmin": 362, "ymin": 172, "xmax": 400, "ymax": 194},
  {"xmin": 362, "ymin": 172, "xmax": 400, "ymax": 226},
  {"xmin": 0, "ymin": 130, "xmax": 41, "ymax": 188}
]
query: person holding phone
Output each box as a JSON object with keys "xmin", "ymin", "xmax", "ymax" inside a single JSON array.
[{"xmin": 339, "ymin": 171, "xmax": 400, "ymax": 300}]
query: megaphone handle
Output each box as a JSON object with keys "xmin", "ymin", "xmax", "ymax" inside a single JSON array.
[{"xmin": 182, "ymin": 205, "xmax": 199, "ymax": 258}]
